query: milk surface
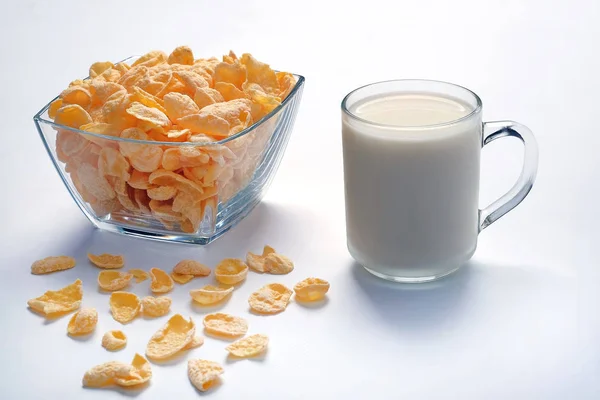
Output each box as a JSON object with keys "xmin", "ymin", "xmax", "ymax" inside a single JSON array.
[{"xmin": 342, "ymin": 92, "xmax": 482, "ymax": 280}]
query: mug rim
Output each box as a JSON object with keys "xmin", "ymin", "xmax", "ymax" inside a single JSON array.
[{"xmin": 341, "ymin": 79, "xmax": 483, "ymax": 130}]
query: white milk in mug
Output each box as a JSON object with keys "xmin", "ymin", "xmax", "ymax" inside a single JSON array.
[{"xmin": 342, "ymin": 80, "xmax": 538, "ymax": 282}]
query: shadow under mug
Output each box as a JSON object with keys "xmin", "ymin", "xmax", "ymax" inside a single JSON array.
[{"xmin": 341, "ymin": 80, "xmax": 538, "ymax": 283}]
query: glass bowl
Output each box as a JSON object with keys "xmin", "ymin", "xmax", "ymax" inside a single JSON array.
[{"xmin": 34, "ymin": 57, "xmax": 304, "ymax": 244}]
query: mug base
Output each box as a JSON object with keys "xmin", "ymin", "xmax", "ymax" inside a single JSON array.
[{"xmin": 362, "ymin": 264, "xmax": 462, "ymax": 283}]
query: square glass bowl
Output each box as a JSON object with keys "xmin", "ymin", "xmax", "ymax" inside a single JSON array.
[{"xmin": 34, "ymin": 61, "xmax": 304, "ymax": 244}]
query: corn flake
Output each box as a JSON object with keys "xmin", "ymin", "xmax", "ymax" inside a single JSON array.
[
  {"xmin": 128, "ymin": 269, "xmax": 149, "ymax": 283},
  {"xmin": 31, "ymin": 255, "xmax": 76, "ymax": 275},
  {"xmin": 89, "ymin": 61, "xmax": 114, "ymax": 78},
  {"xmin": 82, "ymin": 353, "xmax": 151, "ymax": 388},
  {"xmin": 82, "ymin": 361, "xmax": 133, "ymax": 388},
  {"xmin": 141, "ymin": 296, "xmax": 172, "ymax": 317},
  {"xmin": 168, "ymin": 46, "xmax": 194, "ymax": 65},
  {"xmin": 171, "ymin": 272, "xmax": 195, "ymax": 284},
  {"xmin": 102, "ymin": 330, "xmax": 127, "ymax": 351},
  {"xmin": 126, "ymin": 102, "xmax": 172, "ymax": 132},
  {"xmin": 67, "ymin": 307, "xmax": 98, "ymax": 335},
  {"xmin": 98, "ymin": 270, "xmax": 133, "ymax": 291},
  {"xmin": 146, "ymin": 314, "xmax": 195, "ymax": 360},
  {"xmin": 226, "ymin": 334, "xmax": 269, "ymax": 358},
  {"xmin": 214, "ymin": 258, "xmax": 248, "ymax": 285},
  {"xmin": 203, "ymin": 313, "xmax": 248, "ymax": 338},
  {"xmin": 173, "ymin": 259, "xmax": 211, "ymax": 276},
  {"xmin": 248, "ymin": 283, "xmax": 292, "ymax": 315},
  {"xmin": 294, "ymin": 277, "xmax": 330, "ymax": 302},
  {"xmin": 246, "ymin": 245, "xmax": 276, "ymax": 273},
  {"xmin": 109, "ymin": 291, "xmax": 141, "ymax": 324},
  {"xmin": 54, "ymin": 104, "xmax": 93, "ymax": 129},
  {"xmin": 163, "ymin": 92, "xmax": 200, "ymax": 121},
  {"xmin": 189, "ymin": 285, "xmax": 233, "ymax": 305},
  {"xmin": 150, "ymin": 267, "xmax": 174, "ymax": 293},
  {"xmin": 188, "ymin": 359, "xmax": 223, "ymax": 392},
  {"xmin": 27, "ymin": 279, "xmax": 83, "ymax": 317},
  {"xmin": 264, "ymin": 253, "xmax": 294, "ymax": 275},
  {"xmin": 88, "ymin": 253, "xmax": 124, "ymax": 269}
]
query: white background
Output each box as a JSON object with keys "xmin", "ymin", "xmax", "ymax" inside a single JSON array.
[{"xmin": 1, "ymin": 0, "xmax": 599, "ymax": 399}]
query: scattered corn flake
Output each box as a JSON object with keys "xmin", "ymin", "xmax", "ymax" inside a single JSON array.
[
  {"xmin": 214, "ymin": 258, "xmax": 248, "ymax": 285},
  {"xmin": 150, "ymin": 267, "xmax": 174, "ymax": 293},
  {"xmin": 67, "ymin": 307, "xmax": 98, "ymax": 335},
  {"xmin": 294, "ymin": 278, "xmax": 330, "ymax": 302},
  {"xmin": 27, "ymin": 279, "xmax": 83, "ymax": 317},
  {"xmin": 82, "ymin": 353, "xmax": 151, "ymax": 388},
  {"xmin": 264, "ymin": 253, "xmax": 294, "ymax": 275},
  {"xmin": 171, "ymin": 272, "xmax": 195, "ymax": 284},
  {"xmin": 102, "ymin": 330, "xmax": 127, "ymax": 351},
  {"xmin": 82, "ymin": 361, "xmax": 133, "ymax": 388},
  {"xmin": 248, "ymin": 283, "xmax": 292, "ymax": 315},
  {"xmin": 146, "ymin": 314, "xmax": 195, "ymax": 360},
  {"xmin": 114, "ymin": 354, "xmax": 152, "ymax": 387},
  {"xmin": 98, "ymin": 270, "xmax": 133, "ymax": 291},
  {"xmin": 189, "ymin": 285, "xmax": 233, "ymax": 305},
  {"xmin": 141, "ymin": 296, "xmax": 171, "ymax": 317},
  {"xmin": 129, "ymin": 269, "xmax": 149, "ymax": 283},
  {"xmin": 188, "ymin": 359, "xmax": 223, "ymax": 392},
  {"xmin": 203, "ymin": 313, "xmax": 248, "ymax": 338},
  {"xmin": 88, "ymin": 253, "xmax": 124, "ymax": 269},
  {"xmin": 173, "ymin": 259, "xmax": 211, "ymax": 276},
  {"xmin": 31, "ymin": 255, "xmax": 76, "ymax": 275},
  {"xmin": 226, "ymin": 334, "xmax": 269, "ymax": 358},
  {"xmin": 109, "ymin": 291, "xmax": 141, "ymax": 324},
  {"xmin": 246, "ymin": 245, "xmax": 276, "ymax": 273}
]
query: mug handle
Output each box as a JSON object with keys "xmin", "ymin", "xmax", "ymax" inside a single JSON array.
[{"xmin": 479, "ymin": 121, "xmax": 539, "ymax": 231}]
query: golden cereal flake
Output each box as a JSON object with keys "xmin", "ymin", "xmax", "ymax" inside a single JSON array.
[
  {"xmin": 173, "ymin": 259, "xmax": 211, "ymax": 276},
  {"xmin": 150, "ymin": 267, "xmax": 174, "ymax": 293},
  {"xmin": 102, "ymin": 330, "xmax": 127, "ymax": 351},
  {"xmin": 294, "ymin": 277, "xmax": 330, "ymax": 301},
  {"xmin": 203, "ymin": 313, "xmax": 248, "ymax": 338},
  {"xmin": 246, "ymin": 245, "xmax": 276, "ymax": 273},
  {"xmin": 170, "ymin": 272, "xmax": 195, "ymax": 284},
  {"xmin": 141, "ymin": 296, "xmax": 171, "ymax": 317},
  {"xmin": 226, "ymin": 334, "xmax": 269, "ymax": 358},
  {"xmin": 188, "ymin": 359, "xmax": 223, "ymax": 392},
  {"xmin": 67, "ymin": 307, "xmax": 98, "ymax": 335},
  {"xmin": 129, "ymin": 269, "xmax": 149, "ymax": 283},
  {"xmin": 27, "ymin": 279, "xmax": 83, "ymax": 317},
  {"xmin": 248, "ymin": 283, "xmax": 292, "ymax": 314},
  {"xmin": 109, "ymin": 291, "xmax": 141, "ymax": 324},
  {"xmin": 31, "ymin": 256, "xmax": 76, "ymax": 275},
  {"xmin": 146, "ymin": 314, "xmax": 195, "ymax": 360},
  {"xmin": 189, "ymin": 285, "xmax": 233, "ymax": 305},
  {"xmin": 88, "ymin": 253, "xmax": 124, "ymax": 269},
  {"xmin": 98, "ymin": 270, "xmax": 133, "ymax": 291},
  {"xmin": 214, "ymin": 258, "xmax": 248, "ymax": 285},
  {"xmin": 263, "ymin": 253, "xmax": 294, "ymax": 275},
  {"xmin": 114, "ymin": 354, "xmax": 152, "ymax": 387}
]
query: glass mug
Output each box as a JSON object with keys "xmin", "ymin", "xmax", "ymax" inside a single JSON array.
[{"xmin": 341, "ymin": 80, "xmax": 538, "ymax": 282}]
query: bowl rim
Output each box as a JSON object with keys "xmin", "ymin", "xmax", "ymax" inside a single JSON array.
[{"xmin": 33, "ymin": 55, "xmax": 305, "ymax": 147}]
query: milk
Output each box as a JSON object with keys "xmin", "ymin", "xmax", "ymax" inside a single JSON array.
[{"xmin": 342, "ymin": 92, "xmax": 482, "ymax": 281}]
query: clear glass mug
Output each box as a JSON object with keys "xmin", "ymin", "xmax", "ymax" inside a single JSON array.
[{"xmin": 341, "ymin": 80, "xmax": 538, "ymax": 282}]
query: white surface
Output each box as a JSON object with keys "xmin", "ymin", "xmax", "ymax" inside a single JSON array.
[{"xmin": 1, "ymin": 0, "xmax": 599, "ymax": 399}]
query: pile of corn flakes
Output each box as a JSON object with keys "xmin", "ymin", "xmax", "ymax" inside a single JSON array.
[{"xmin": 49, "ymin": 46, "xmax": 296, "ymax": 232}]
